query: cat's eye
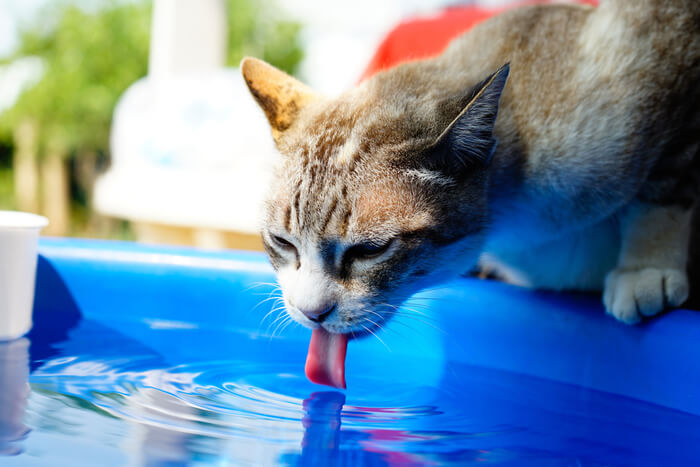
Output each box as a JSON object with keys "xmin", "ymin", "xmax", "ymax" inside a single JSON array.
[
  {"xmin": 344, "ymin": 240, "xmax": 393, "ymax": 264},
  {"xmin": 270, "ymin": 234, "xmax": 297, "ymax": 253}
]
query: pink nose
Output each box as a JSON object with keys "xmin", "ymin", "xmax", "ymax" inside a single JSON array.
[{"xmin": 299, "ymin": 304, "xmax": 336, "ymax": 323}]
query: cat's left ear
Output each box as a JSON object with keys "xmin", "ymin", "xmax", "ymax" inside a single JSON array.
[
  {"xmin": 241, "ymin": 57, "xmax": 318, "ymax": 143},
  {"xmin": 429, "ymin": 63, "xmax": 510, "ymax": 171}
]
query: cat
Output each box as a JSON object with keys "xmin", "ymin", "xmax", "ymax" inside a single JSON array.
[{"xmin": 242, "ymin": 0, "xmax": 699, "ymax": 387}]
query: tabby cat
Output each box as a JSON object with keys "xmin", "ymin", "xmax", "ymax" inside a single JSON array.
[{"xmin": 242, "ymin": 0, "xmax": 699, "ymax": 387}]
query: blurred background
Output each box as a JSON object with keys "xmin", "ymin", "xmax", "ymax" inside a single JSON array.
[{"xmin": 0, "ymin": 0, "xmax": 519, "ymax": 250}]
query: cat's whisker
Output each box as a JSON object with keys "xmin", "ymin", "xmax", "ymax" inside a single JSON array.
[
  {"xmin": 391, "ymin": 302, "xmax": 432, "ymax": 313},
  {"xmin": 267, "ymin": 306, "xmax": 288, "ymax": 324},
  {"xmin": 257, "ymin": 294, "xmax": 284, "ymax": 305},
  {"xmin": 253, "ymin": 294, "xmax": 285, "ymax": 312},
  {"xmin": 260, "ymin": 299, "xmax": 286, "ymax": 324},
  {"xmin": 398, "ymin": 315, "xmax": 447, "ymax": 334},
  {"xmin": 360, "ymin": 322, "xmax": 391, "ymax": 352},
  {"xmin": 260, "ymin": 308, "xmax": 282, "ymax": 327},
  {"xmin": 376, "ymin": 305, "xmax": 446, "ymax": 334},
  {"xmin": 402, "ymin": 295, "xmax": 443, "ymax": 304},
  {"xmin": 397, "ymin": 304, "xmax": 436, "ymax": 317},
  {"xmin": 383, "ymin": 310, "xmax": 441, "ymax": 328},
  {"xmin": 380, "ymin": 318, "xmax": 418, "ymax": 336},
  {"xmin": 250, "ymin": 285, "xmax": 284, "ymax": 316},
  {"xmin": 378, "ymin": 302, "xmax": 436, "ymax": 321},
  {"xmin": 244, "ymin": 282, "xmax": 281, "ymax": 292},
  {"xmin": 363, "ymin": 315, "xmax": 408, "ymax": 339},
  {"xmin": 400, "ymin": 306, "xmax": 436, "ymax": 319},
  {"xmin": 365, "ymin": 317, "xmax": 407, "ymax": 339},
  {"xmin": 363, "ymin": 316, "xmax": 382, "ymax": 330},
  {"xmin": 381, "ymin": 309, "xmax": 433, "ymax": 320},
  {"xmin": 250, "ymin": 287, "xmax": 282, "ymax": 297},
  {"xmin": 272, "ymin": 315, "xmax": 293, "ymax": 338},
  {"xmin": 279, "ymin": 316, "xmax": 298, "ymax": 335},
  {"xmin": 266, "ymin": 308, "xmax": 290, "ymax": 335},
  {"xmin": 404, "ymin": 296, "xmax": 450, "ymax": 305},
  {"xmin": 272, "ymin": 314, "xmax": 295, "ymax": 338},
  {"xmin": 363, "ymin": 309, "xmax": 386, "ymax": 323},
  {"xmin": 382, "ymin": 324, "xmax": 408, "ymax": 339},
  {"xmin": 249, "ymin": 281, "xmax": 279, "ymax": 287}
]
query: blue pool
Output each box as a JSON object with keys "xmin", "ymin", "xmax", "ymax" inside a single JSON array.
[{"xmin": 2, "ymin": 238, "xmax": 699, "ymax": 465}]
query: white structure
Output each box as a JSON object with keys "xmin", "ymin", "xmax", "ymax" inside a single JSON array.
[
  {"xmin": 94, "ymin": 0, "xmax": 276, "ymax": 249},
  {"xmin": 148, "ymin": 0, "xmax": 227, "ymax": 79}
]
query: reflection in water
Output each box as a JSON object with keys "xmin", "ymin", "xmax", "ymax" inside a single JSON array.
[
  {"xmin": 284, "ymin": 391, "xmax": 425, "ymax": 467},
  {"xmin": 0, "ymin": 338, "xmax": 30, "ymax": 456},
  {"xmin": 297, "ymin": 392, "xmax": 349, "ymax": 466},
  {"xmin": 302, "ymin": 392, "xmax": 345, "ymax": 452},
  {"xmin": 124, "ymin": 388, "xmax": 195, "ymax": 467}
]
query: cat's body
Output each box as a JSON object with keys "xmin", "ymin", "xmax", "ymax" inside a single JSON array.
[
  {"xmin": 243, "ymin": 0, "xmax": 700, "ymax": 345},
  {"xmin": 449, "ymin": 2, "xmax": 699, "ymax": 301}
]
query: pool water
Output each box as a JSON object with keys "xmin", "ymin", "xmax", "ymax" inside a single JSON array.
[
  {"xmin": 1, "ymin": 315, "xmax": 698, "ymax": 466},
  {"xmin": 2, "ymin": 239, "xmax": 699, "ymax": 466}
]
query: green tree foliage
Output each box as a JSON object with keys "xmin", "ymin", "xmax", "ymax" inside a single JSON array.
[
  {"xmin": 225, "ymin": 0, "xmax": 304, "ymax": 74},
  {"xmin": 0, "ymin": 1, "xmax": 151, "ymax": 156},
  {"xmin": 0, "ymin": 0, "xmax": 304, "ymax": 158}
]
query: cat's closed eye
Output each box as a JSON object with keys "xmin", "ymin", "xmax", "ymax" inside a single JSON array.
[
  {"xmin": 270, "ymin": 234, "xmax": 297, "ymax": 254},
  {"xmin": 343, "ymin": 239, "xmax": 394, "ymax": 265}
]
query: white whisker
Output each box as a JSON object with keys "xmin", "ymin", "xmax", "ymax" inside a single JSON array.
[
  {"xmin": 244, "ymin": 282, "xmax": 280, "ymax": 292},
  {"xmin": 278, "ymin": 316, "xmax": 297, "ymax": 335},
  {"xmin": 272, "ymin": 314, "xmax": 293, "ymax": 338},
  {"xmin": 361, "ymin": 322, "xmax": 391, "ymax": 352},
  {"xmin": 253, "ymin": 294, "xmax": 285, "ymax": 311},
  {"xmin": 266, "ymin": 309, "xmax": 290, "ymax": 335},
  {"xmin": 260, "ymin": 300, "xmax": 286, "ymax": 324}
]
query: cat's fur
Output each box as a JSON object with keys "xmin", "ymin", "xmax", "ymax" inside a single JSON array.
[{"xmin": 243, "ymin": 0, "xmax": 700, "ymax": 333}]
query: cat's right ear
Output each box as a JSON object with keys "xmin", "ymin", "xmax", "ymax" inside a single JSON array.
[
  {"xmin": 425, "ymin": 63, "xmax": 510, "ymax": 175},
  {"xmin": 241, "ymin": 57, "xmax": 318, "ymax": 143}
]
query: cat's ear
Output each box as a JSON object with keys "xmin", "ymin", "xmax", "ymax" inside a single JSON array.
[
  {"xmin": 428, "ymin": 63, "xmax": 510, "ymax": 172},
  {"xmin": 241, "ymin": 57, "xmax": 318, "ymax": 142}
]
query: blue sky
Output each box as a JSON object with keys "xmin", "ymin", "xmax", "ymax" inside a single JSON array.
[{"xmin": 0, "ymin": 0, "xmax": 48, "ymax": 56}]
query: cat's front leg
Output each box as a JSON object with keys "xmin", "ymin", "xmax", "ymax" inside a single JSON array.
[{"xmin": 604, "ymin": 203, "xmax": 692, "ymax": 324}]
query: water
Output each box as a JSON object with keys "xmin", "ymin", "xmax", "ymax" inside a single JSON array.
[{"xmin": 2, "ymin": 316, "xmax": 700, "ymax": 466}]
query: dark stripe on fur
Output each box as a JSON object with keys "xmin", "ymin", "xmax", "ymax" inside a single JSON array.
[
  {"xmin": 321, "ymin": 198, "xmax": 339, "ymax": 234},
  {"xmin": 293, "ymin": 191, "xmax": 301, "ymax": 229},
  {"xmin": 283, "ymin": 205, "xmax": 291, "ymax": 232}
]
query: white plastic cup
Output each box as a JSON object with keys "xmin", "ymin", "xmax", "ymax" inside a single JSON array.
[{"xmin": 0, "ymin": 211, "xmax": 48, "ymax": 341}]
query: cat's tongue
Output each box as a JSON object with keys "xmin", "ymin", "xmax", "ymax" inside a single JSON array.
[{"xmin": 305, "ymin": 328, "xmax": 348, "ymax": 389}]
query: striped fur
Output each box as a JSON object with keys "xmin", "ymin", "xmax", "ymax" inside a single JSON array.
[{"xmin": 244, "ymin": 0, "xmax": 700, "ymax": 332}]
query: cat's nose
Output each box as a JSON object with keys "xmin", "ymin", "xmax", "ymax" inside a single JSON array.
[{"xmin": 299, "ymin": 304, "xmax": 336, "ymax": 323}]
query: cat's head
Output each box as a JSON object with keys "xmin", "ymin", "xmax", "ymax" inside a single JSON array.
[{"xmin": 242, "ymin": 57, "xmax": 508, "ymax": 335}]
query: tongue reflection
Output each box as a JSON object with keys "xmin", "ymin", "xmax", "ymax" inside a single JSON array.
[{"xmin": 305, "ymin": 328, "xmax": 349, "ymax": 389}]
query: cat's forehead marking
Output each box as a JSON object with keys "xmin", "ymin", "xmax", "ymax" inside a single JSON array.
[
  {"xmin": 283, "ymin": 205, "xmax": 292, "ymax": 232},
  {"xmin": 319, "ymin": 196, "xmax": 339, "ymax": 235},
  {"xmin": 283, "ymin": 150, "xmax": 353, "ymax": 238},
  {"xmin": 356, "ymin": 181, "xmax": 431, "ymax": 234}
]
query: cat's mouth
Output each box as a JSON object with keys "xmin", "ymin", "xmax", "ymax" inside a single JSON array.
[
  {"xmin": 297, "ymin": 301, "xmax": 400, "ymax": 389},
  {"xmin": 303, "ymin": 308, "xmax": 394, "ymax": 389}
]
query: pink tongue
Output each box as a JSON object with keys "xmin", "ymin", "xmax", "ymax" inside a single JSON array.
[{"xmin": 305, "ymin": 328, "xmax": 348, "ymax": 389}]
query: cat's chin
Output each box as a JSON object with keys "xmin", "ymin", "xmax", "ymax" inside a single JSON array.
[{"xmin": 318, "ymin": 312, "xmax": 390, "ymax": 337}]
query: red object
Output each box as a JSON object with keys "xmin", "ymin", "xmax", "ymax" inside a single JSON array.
[{"xmin": 360, "ymin": 0, "xmax": 599, "ymax": 81}]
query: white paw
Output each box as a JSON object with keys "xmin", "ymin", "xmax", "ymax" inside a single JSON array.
[{"xmin": 603, "ymin": 268, "xmax": 689, "ymax": 324}]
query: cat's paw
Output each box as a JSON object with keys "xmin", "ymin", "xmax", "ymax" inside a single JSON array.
[{"xmin": 603, "ymin": 268, "xmax": 689, "ymax": 324}]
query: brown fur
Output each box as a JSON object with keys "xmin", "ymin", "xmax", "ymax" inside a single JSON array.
[{"xmin": 243, "ymin": 0, "xmax": 700, "ymax": 332}]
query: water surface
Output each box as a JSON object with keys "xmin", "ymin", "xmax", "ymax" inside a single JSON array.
[{"xmin": 2, "ymin": 316, "xmax": 700, "ymax": 466}]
